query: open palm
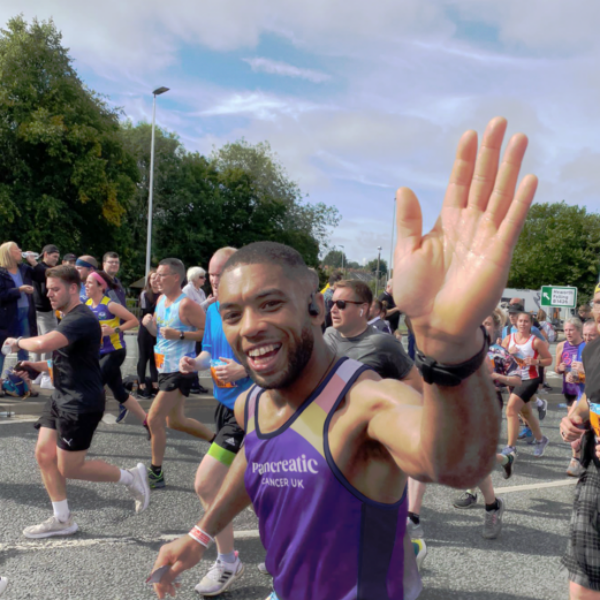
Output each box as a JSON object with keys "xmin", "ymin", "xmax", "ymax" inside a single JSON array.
[{"xmin": 393, "ymin": 117, "xmax": 537, "ymax": 357}]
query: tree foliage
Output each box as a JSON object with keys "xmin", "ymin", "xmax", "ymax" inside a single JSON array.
[
  {"xmin": 508, "ymin": 202, "xmax": 600, "ymax": 301},
  {"xmin": 322, "ymin": 249, "xmax": 348, "ymax": 269},
  {"xmin": 0, "ymin": 16, "xmax": 138, "ymax": 257},
  {"xmin": 365, "ymin": 257, "xmax": 389, "ymax": 276}
]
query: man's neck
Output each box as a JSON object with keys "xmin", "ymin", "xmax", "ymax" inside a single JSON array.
[
  {"xmin": 268, "ymin": 337, "xmax": 337, "ymax": 410},
  {"xmin": 164, "ymin": 289, "xmax": 182, "ymax": 304},
  {"xmin": 61, "ymin": 298, "xmax": 82, "ymax": 315},
  {"xmin": 337, "ymin": 323, "xmax": 369, "ymax": 339}
]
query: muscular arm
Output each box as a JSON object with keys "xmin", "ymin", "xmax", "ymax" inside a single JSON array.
[
  {"xmin": 108, "ymin": 302, "xmax": 139, "ymax": 332},
  {"xmin": 363, "ymin": 333, "xmax": 500, "ymax": 489},
  {"xmin": 12, "ymin": 331, "xmax": 69, "ymax": 354},
  {"xmin": 533, "ymin": 338, "xmax": 553, "ymax": 367},
  {"xmin": 181, "ymin": 298, "xmax": 206, "ymax": 342}
]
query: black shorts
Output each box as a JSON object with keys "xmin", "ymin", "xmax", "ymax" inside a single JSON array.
[
  {"xmin": 158, "ymin": 372, "xmax": 195, "ymax": 397},
  {"xmin": 35, "ymin": 398, "xmax": 103, "ymax": 452},
  {"xmin": 562, "ymin": 463, "xmax": 600, "ymax": 590},
  {"xmin": 512, "ymin": 377, "xmax": 540, "ymax": 403},
  {"xmin": 100, "ymin": 349, "xmax": 129, "ymax": 404},
  {"xmin": 565, "ymin": 393, "xmax": 578, "ymax": 407},
  {"xmin": 207, "ymin": 403, "xmax": 245, "ymax": 466}
]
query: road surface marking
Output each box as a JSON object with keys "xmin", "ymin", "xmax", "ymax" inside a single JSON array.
[{"xmin": 497, "ymin": 478, "xmax": 577, "ymax": 494}]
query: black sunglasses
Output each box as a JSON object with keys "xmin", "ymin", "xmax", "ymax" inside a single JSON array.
[{"xmin": 332, "ymin": 300, "xmax": 364, "ymax": 310}]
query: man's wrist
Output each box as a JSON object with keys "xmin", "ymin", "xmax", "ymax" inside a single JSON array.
[
  {"xmin": 413, "ymin": 328, "xmax": 484, "ymax": 365},
  {"xmin": 15, "ymin": 337, "xmax": 22, "ymax": 350}
]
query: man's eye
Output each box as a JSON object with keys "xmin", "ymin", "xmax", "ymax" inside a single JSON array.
[{"xmin": 264, "ymin": 300, "xmax": 282, "ymax": 310}]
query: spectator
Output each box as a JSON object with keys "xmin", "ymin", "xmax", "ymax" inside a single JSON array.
[
  {"xmin": 322, "ymin": 271, "xmax": 343, "ymax": 328},
  {"xmin": 183, "ymin": 266, "xmax": 215, "ymax": 312},
  {"xmin": 378, "ymin": 279, "xmax": 401, "ymax": 332},
  {"xmin": 75, "ymin": 255, "xmax": 98, "ymax": 302},
  {"xmin": 31, "ymin": 244, "xmax": 61, "ymax": 361},
  {"xmin": 137, "ymin": 270, "xmax": 160, "ymax": 398},
  {"xmin": 578, "ymin": 304, "xmax": 592, "ymax": 323},
  {"xmin": 62, "ymin": 253, "xmax": 76, "ymax": 266},
  {"xmin": 368, "ymin": 299, "xmax": 392, "ymax": 334},
  {"xmin": 102, "ymin": 252, "xmax": 126, "ymax": 306},
  {"xmin": 0, "ymin": 241, "xmax": 44, "ymax": 376}
]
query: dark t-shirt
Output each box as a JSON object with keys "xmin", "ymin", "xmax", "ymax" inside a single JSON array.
[
  {"xmin": 581, "ymin": 337, "xmax": 600, "ymax": 465},
  {"xmin": 323, "ymin": 326, "xmax": 413, "ymax": 380},
  {"xmin": 378, "ymin": 291, "xmax": 400, "ymax": 332},
  {"xmin": 52, "ymin": 304, "xmax": 105, "ymax": 413}
]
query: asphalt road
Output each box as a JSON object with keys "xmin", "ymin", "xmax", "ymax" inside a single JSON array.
[{"xmin": 0, "ymin": 377, "xmax": 578, "ymax": 600}]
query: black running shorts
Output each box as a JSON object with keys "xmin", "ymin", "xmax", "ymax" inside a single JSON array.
[
  {"xmin": 512, "ymin": 377, "xmax": 540, "ymax": 403},
  {"xmin": 207, "ymin": 403, "xmax": 245, "ymax": 467},
  {"xmin": 158, "ymin": 372, "xmax": 195, "ymax": 397},
  {"xmin": 35, "ymin": 398, "xmax": 103, "ymax": 452}
]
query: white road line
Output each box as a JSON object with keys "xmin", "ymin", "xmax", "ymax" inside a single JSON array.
[
  {"xmin": 496, "ymin": 478, "xmax": 577, "ymax": 494},
  {"xmin": 0, "ymin": 417, "xmax": 37, "ymax": 425},
  {"xmin": 0, "ymin": 530, "xmax": 261, "ymax": 553}
]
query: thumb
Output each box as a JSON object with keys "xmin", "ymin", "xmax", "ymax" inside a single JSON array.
[
  {"xmin": 395, "ymin": 187, "xmax": 422, "ymax": 260},
  {"xmin": 219, "ymin": 357, "xmax": 233, "ymax": 364}
]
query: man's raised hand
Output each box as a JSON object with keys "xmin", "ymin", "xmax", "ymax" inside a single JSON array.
[{"xmin": 392, "ymin": 117, "xmax": 537, "ymax": 362}]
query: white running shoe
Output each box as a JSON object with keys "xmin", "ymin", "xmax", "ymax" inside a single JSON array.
[
  {"xmin": 126, "ymin": 463, "xmax": 150, "ymax": 513},
  {"xmin": 406, "ymin": 517, "xmax": 424, "ymax": 539},
  {"xmin": 194, "ymin": 557, "xmax": 244, "ymax": 596},
  {"xmin": 23, "ymin": 515, "xmax": 78, "ymax": 539},
  {"xmin": 0, "ymin": 576, "xmax": 8, "ymax": 596}
]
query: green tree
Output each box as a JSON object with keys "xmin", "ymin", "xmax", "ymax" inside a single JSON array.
[
  {"xmin": 365, "ymin": 257, "xmax": 389, "ymax": 276},
  {"xmin": 0, "ymin": 16, "xmax": 138, "ymax": 260},
  {"xmin": 508, "ymin": 202, "xmax": 600, "ymax": 300},
  {"xmin": 211, "ymin": 139, "xmax": 340, "ymax": 262},
  {"xmin": 322, "ymin": 249, "xmax": 348, "ymax": 269}
]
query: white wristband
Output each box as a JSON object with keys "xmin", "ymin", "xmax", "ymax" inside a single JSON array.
[{"xmin": 188, "ymin": 526, "xmax": 214, "ymax": 548}]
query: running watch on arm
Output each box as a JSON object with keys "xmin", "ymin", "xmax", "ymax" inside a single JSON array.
[{"xmin": 415, "ymin": 326, "xmax": 489, "ymax": 387}]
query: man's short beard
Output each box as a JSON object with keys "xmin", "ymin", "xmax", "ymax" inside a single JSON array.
[{"xmin": 251, "ymin": 325, "xmax": 314, "ymax": 390}]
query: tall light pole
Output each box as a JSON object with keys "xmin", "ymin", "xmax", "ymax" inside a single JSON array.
[
  {"xmin": 375, "ymin": 246, "xmax": 382, "ymax": 296},
  {"xmin": 339, "ymin": 244, "xmax": 345, "ymax": 275},
  {"xmin": 145, "ymin": 86, "xmax": 170, "ymax": 280},
  {"xmin": 388, "ymin": 197, "xmax": 395, "ymax": 280}
]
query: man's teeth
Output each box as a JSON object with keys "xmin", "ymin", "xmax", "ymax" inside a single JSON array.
[{"xmin": 248, "ymin": 345, "xmax": 278, "ymax": 357}]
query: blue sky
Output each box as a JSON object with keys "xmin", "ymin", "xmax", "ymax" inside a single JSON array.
[{"xmin": 5, "ymin": 1, "xmax": 600, "ymax": 266}]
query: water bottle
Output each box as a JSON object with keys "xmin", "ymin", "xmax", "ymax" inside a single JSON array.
[
  {"xmin": 0, "ymin": 412, "xmax": 15, "ymax": 418},
  {"xmin": 21, "ymin": 252, "xmax": 40, "ymax": 260}
]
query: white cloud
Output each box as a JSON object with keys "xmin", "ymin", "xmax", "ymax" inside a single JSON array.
[{"xmin": 243, "ymin": 57, "xmax": 330, "ymax": 83}]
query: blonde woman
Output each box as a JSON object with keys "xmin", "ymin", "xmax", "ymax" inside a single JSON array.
[{"xmin": 0, "ymin": 241, "xmax": 45, "ymax": 377}]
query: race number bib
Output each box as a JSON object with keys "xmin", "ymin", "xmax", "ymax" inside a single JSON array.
[{"xmin": 154, "ymin": 353, "xmax": 165, "ymax": 370}]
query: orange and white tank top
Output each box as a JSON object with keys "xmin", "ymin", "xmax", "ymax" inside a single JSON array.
[{"xmin": 508, "ymin": 333, "xmax": 539, "ymax": 380}]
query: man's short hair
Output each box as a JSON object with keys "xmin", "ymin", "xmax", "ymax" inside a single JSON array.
[
  {"xmin": 221, "ymin": 242, "xmax": 313, "ymax": 288},
  {"xmin": 103, "ymin": 251, "xmax": 119, "ymax": 263},
  {"xmin": 159, "ymin": 258, "xmax": 185, "ymax": 284},
  {"xmin": 584, "ymin": 319, "xmax": 597, "ymax": 330},
  {"xmin": 334, "ymin": 280, "xmax": 373, "ymax": 306},
  {"xmin": 46, "ymin": 265, "xmax": 81, "ymax": 287}
]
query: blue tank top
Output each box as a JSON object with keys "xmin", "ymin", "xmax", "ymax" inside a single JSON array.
[
  {"xmin": 86, "ymin": 296, "xmax": 125, "ymax": 356},
  {"xmin": 154, "ymin": 293, "xmax": 196, "ymax": 373},
  {"xmin": 244, "ymin": 357, "xmax": 421, "ymax": 600}
]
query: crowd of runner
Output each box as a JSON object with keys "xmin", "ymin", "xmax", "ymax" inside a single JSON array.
[{"xmin": 1, "ymin": 118, "xmax": 599, "ymax": 600}]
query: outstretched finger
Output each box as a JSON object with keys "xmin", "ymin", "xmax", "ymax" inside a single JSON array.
[
  {"xmin": 466, "ymin": 117, "xmax": 507, "ymax": 212},
  {"xmin": 442, "ymin": 129, "xmax": 478, "ymax": 211},
  {"xmin": 395, "ymin": 187, "xmax": 422, "ymax": 259},
  {"xmin": 484, "ymin": 133, "xmax": 529, "ymax": 228},
  {"xmin": 496, "ymin": 174, "xmax": 538, "ymax": 249}
]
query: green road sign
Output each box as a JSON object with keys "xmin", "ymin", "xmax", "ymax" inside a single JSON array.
[{"xmin": 540, "ymin": 286, "xmax": 577, "ymax": 309}]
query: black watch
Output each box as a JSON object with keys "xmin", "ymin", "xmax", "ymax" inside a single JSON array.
[
  {"xmin": 414, "ymin": 326, "xmax": 489, "ymax": 387},
  {"xmin": 114, "ymin": 326, "xmax": 121, "ymax": 334},
  {"xmin": 179, "ymin": 331, "xmax": 185, "ymax": 340}
]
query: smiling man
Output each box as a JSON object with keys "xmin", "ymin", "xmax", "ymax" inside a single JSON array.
[{"xmin": 150, "ymin": 117, "xmax": 538, "ymax": 600}]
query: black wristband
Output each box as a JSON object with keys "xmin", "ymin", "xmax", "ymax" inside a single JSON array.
[{"xmin": 414, "ymin": 326, "xmax": 489, "ymax": 387}]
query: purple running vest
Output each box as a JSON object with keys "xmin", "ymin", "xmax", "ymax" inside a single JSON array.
[
  {"xmin": 244, "ymin": 357, "xmax": 422, "ymax": 600},
  {"xmin": 561, "ymin": 341, "xmax": 583, "ymax": 396}
]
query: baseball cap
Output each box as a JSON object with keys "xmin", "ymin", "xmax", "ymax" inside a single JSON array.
[
  {"xmin": 40, "ymin": 244, "xmax": 59, "ymax": 256},
  {"xmin": 63, "ymin": 253, "xmax": 76, "ymax": 262},
  {"xmin": 508, "ymin": 303, "xmax": 525, "ymax": 314}
]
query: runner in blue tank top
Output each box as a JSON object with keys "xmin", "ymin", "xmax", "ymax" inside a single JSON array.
[
  {"xmin": 142, "ymin": 258, "xmax": 214, "ymax": 489},
  {"xmin": 150, "ymin": 118, "xmax": 538, "ymax": 600}
]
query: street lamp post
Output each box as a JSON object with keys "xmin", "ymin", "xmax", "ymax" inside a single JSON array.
[
  {"xmin": 145, "ymin": 86, "xmax": 170, "ymax": 280},
  {"xmin": 389, "ymin": 197, "xmax": 395, "ymax": 280},
  {"xmin": 375, "ymin": 246, "xmax": 382, "ymax": 296},
  {"xmin": 339, "ymin": 244, "xmax": 345, "ymax": 275}
]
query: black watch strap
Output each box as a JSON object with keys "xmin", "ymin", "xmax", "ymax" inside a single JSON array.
[{"xmin": 414, "ymin": 325, "xmax": 489, "ymax": 387}]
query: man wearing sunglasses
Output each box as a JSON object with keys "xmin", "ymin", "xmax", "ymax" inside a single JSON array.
[{"xmin": 324, "ymin": 280, "xmax": 420, "ymax": 389}]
